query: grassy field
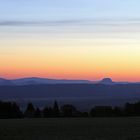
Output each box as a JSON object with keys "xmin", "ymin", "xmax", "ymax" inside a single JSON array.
[{"xmin": 0, "ymin": 117, "xmax": 140, "ymax": 140}]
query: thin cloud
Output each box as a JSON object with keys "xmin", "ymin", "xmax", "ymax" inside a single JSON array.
[
  {"xmin": 0, "ymin": 20, "xmax": 83, "ymax": 26},
  {"xmin": 0, "ymin": 18, "xmax": 140, "ymax": 27}
]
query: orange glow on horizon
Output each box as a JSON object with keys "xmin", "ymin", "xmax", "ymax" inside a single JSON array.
[
  {"xmin": 1, "ymin": 67, "xmax": 140, "ymax": 82},
  {"xmin": 0, "ymin": 35, "xmax": 140, "ymax": 82}
]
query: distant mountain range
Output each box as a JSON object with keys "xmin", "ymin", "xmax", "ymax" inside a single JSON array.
[
  {"xmin": 0, "ymin": 77, "xmax": 140, "ymax": 109},
  {"xmin": 0, "ymin": 77, "xmax": 91, "ymax": 86},
  {"xmin": 0, "ymin": 77, "xmax": 139, "ymax": 86}
]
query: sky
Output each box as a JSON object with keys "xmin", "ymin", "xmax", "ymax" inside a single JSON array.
[{"xmin": 0, "ymin": 0, "xmax": 140, "ymax": 81}]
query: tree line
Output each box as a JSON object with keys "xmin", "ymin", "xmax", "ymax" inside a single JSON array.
[{"xmin": 0, "ymin": 100, "xmax": 140, "ymax": 119}]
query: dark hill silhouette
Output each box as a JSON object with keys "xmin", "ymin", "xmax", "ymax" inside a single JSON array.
[{"xmin": 100, "ymin": 78, "xmax": 114, "ymax": 84}]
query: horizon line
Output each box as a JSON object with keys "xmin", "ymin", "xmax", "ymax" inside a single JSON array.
[{"xmin": 0, "ymin": 76, "xmax": 139, "ymax": 83}]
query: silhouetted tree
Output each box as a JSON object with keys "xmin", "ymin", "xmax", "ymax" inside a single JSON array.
[
  {"xmin": 124, "ymin": 103, "xmax": 135, "ymax": 116},
  {"xmin": 113, "ymin": 107, "xmax": 123, "ymax": 117},
  {"xmin": 61, "ymin": 104, "xmax": 78, "ymax": 117},
  {"xmin": 1, "ymin": 100, "xmax": 140, "ymax": 119},
  {"xmin": 43, "ymin": 106, "xmax": 49, "ymax": 118},
  {"xmin": 0, "ymin": 101, "xmax": 12, "ymax": 118},
  {"xmin": 90, "ymin": 106, "xmax": 113, "ymax": 117},
  {"xmin": 24, "ymin": 102, "xmax": 35, "ymax": 118},
  {"xmin": 0, "ymin": 101, "xmax": 22, "ymax": 119},
  {"xmin": 81, "ymin": 112, "xmax": 89, "ymax": 117},
  {"xmin": 52, "ymin": 101, "xmax": 60, "ymax": 117},
  {"xmin": 43, "ymin": 106, "xmax": 54, "ymax": 118},
  {"xmin": 134, "ymin": 101, "xmax": 140, "ymax": 116},
  {"xmin": 11, "ymin": 102, "xmax": 23, "ymax": 118},
  {"xmin": 34, "ymin": 108, "xmax": 42, "ymax": 118}
]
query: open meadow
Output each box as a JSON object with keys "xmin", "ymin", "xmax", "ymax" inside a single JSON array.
[{"xmin": 0, "ymin": 117, "xmax": 140, "ymax": 140}]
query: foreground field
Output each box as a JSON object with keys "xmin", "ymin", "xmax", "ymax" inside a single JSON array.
[{"xmin": 0, "ymin": 117, "xmax": 140, "ymax": 140}]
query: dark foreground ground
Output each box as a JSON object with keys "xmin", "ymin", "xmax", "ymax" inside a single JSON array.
[{"xmin": 0, "ymin": 117, "xmax": 140, "ymax": 140}]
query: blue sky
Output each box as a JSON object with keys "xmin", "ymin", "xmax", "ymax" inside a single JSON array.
[{"xmin": 0, "ymin": 0, "xmax": 140, "ymax": 21}]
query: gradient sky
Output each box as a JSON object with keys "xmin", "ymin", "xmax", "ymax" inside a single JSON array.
[{"xmin": 0, "ymin": 0, "xmax": 140, "ymax": 81}]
